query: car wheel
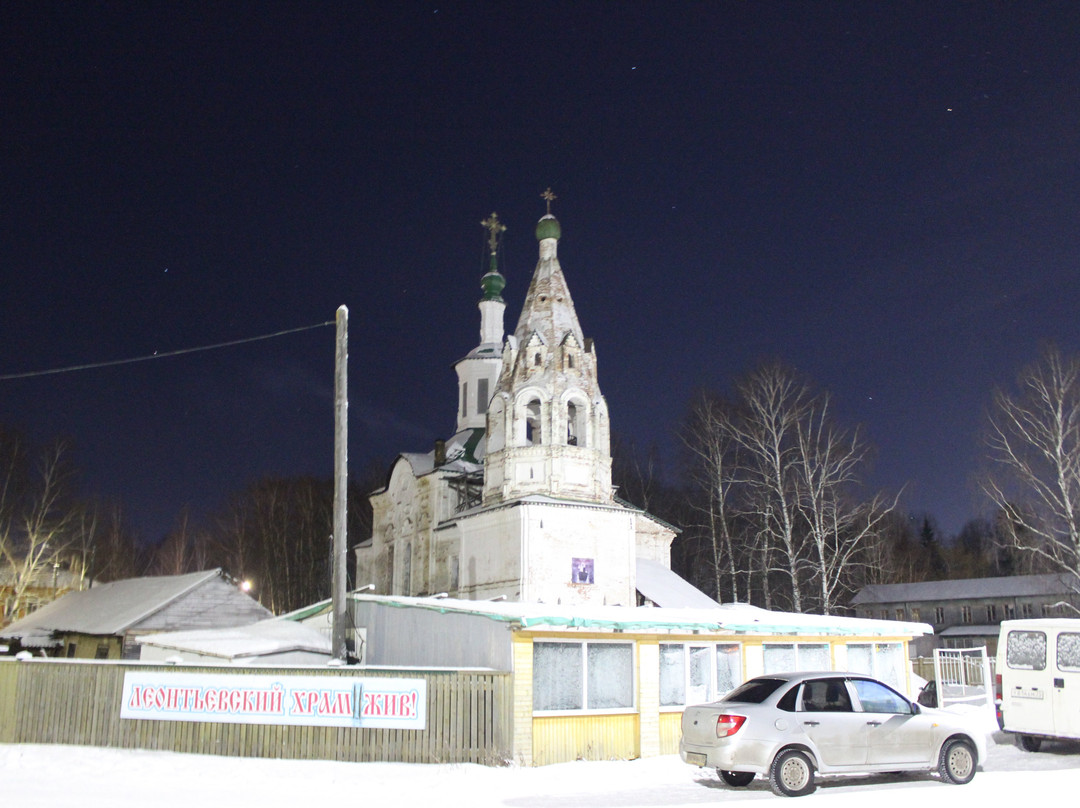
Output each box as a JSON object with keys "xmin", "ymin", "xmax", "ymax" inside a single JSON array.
[
  {"xmin": 769, "ymin": 749, "xmax": 816, "ymax": 797},
  {"xmin": 938, "ymin": 738, "xmax": 976, "ymax": 785},
  {"xmin": 1019, "ymin": 735, "xmax": 1042, "ymax": 753},
  {"xmin": 719, "ymin": 770, "xmax": 755, "ymax": 787}
]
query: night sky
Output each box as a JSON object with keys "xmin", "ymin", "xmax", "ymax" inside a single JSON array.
[{"xmin": 3, "ymin": 3, "xmax": 1079, "ymax": 543}]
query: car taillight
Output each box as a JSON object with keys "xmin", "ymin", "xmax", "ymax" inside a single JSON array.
[{"xmin": 716, "ymin": 714, "xmax": 746, "ymax": 738}]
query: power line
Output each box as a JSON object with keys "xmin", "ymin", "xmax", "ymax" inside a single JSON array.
[{"xmin": 0, "ymin": 321, "xmax": 335, "ymax": 381}]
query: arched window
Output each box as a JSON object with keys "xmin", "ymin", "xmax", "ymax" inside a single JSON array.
[
  {"xmin": 567, "ymin": 399, "xmax": 587, "ymax": 447},
  {"xmin": 525, "ymin": 398, "xmax": 542, "ymax": 445}
]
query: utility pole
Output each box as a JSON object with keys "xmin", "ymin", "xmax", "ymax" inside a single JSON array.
[{"xmin": 331, "ymin": 305, "xmax": 348, "ymax": 661}]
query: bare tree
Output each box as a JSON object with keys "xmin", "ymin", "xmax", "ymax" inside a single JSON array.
[
  {"xmin": 0, "ymin": 433, "xmax": 80, "ymax": 621},
  {"xmin": 730, "ymin": 364, "xmax": 815, "ymax": 612},
  {"xmin": 984, "ymin": 346, "xmax": 1080, "ymax": 587},
  {"xmin": 680, "ymin": 391, "xmax": 743, "ymax": 602},
  {"xmin": 794, "ymin": 395, "xmax": 898, "ymax": 613}
]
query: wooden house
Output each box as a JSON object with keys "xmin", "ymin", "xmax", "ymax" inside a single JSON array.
[{"xmin": 0, "ymin": 569, "xmax": 272, "ymax": 659}]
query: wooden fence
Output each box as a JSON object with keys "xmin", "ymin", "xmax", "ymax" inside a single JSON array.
[{"xmin": 0, "ymin": 659, "xmax": 512, "ymax": 764}]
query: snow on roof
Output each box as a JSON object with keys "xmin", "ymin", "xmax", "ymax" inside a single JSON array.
[
  {"xmin": 635, "ymin": 559, "xmax": 719, "ymax": 609},
  {"xmin": 0, "ymin": 569, "xmax": 223, "ymax": 638},
  {"xmin": 851, "ymin": 573, "xmax": 1078, "ymax": 605},
  {"xmin": 349, "ymin": 593, "xmax": 931, "ymax": 637},
  {"xmin": 135, "ymin": 618, "xmax": 331, "ymax": 659}
]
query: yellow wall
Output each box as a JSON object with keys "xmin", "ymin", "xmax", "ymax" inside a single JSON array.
[{"xmin": 512, "ymin": 629, "xmax": 914, "ymax": 766}]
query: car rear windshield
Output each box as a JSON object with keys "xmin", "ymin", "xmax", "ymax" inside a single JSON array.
[{"xmin": 721, "ymin": 678, "xmax": 786, "ymax": 704}]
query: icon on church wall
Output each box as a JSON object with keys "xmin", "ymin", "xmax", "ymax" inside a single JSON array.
[{"xmin": 571, "ymin": 557, "xmax": 594, "ymax": 584}]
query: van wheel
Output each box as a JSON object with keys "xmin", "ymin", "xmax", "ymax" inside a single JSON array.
[
  {"xmin": 770, "ymin": 749, "xmax": 816, "ymax": 797},
  {"xmin": 938, "ymin": 738, "xmax": 976, "ymax": 784},
  {"xmin": 1019, "ymin": 735, "xmax": 1042, "ymax": 753},
  {"xmin": 719, "ymin": 770, "xmax": 754, "ymax": 787}
]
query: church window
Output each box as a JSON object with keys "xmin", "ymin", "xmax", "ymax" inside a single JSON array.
[
  {"xmin": 534, "ymin": 352, "xmax": 542, "ymax": 367},
  {"xmin": 477, "ymin": 378, "xmax": 489, "ymax": 415},
  {"xmin": 566, "ymin": 400, "xmax": 586, "ymax": 447},
  {"xmin": 461, "ymin": 382, "xmax": 468, "ymax": 418},
  {"xmin": 567, "ymin": 353, "xmax": 574, "ymax": 369},
  {"xmin": 525, "ymin": 398, "xmax": 542, "ymax": 444},
  {"xmin": 402, "ymin": 542, "xmax": 412, "ymax": 595}
]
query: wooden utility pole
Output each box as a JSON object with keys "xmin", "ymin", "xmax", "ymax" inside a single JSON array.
[{"xmin": 331, "ymin": 305, "xmax": 348, "ymax": 660}]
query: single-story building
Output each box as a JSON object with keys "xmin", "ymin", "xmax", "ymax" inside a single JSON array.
[
  {"xmin": 346, "ymin": 593, "xmax": 931, "ymax": 765},
  {"xmin": 0, "ymin": 569, "xmax": 272, "ymax": 659}
]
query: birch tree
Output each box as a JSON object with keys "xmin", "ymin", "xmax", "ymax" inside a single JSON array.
[
  {"xmin": 0, "ymin": 432, "xmax": 80, "ymax": 621},
  {"xmin": 984, "ymin": 346, "xmax": 1080, "ymax": 587}
]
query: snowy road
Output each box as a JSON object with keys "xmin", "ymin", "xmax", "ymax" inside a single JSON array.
[{"xmin": 2, "ymin": 733, "xmax": 1078, "ymax": 807}]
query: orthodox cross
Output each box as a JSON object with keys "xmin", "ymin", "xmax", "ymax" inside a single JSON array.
[
  {"xmin": 481, "ymin": 212, "xmax": 506, "ymax": 255},
  {"xmin": 541, "ymin": 187, "xmax": 557, "ymax": 214}
]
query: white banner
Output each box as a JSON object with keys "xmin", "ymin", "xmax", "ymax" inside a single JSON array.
[{"xmin": 120, "ymin": 671, "xmax": 427, "ymax": 730}]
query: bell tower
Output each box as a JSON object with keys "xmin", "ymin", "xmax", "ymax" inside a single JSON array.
[{"xmin": 483, "ymin": 190, "xmax": 612, "ymax": 504}]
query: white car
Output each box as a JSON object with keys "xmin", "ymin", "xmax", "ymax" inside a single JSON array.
[{"xmin": 680, "ymin": 671, "xmax": 986, "ymax": 796}]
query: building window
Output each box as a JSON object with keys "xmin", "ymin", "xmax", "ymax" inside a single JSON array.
[
  {"xmin": 1022, "ymin": 603, "xmax": 1034, "ymax": 618},
  {"xmin": 461, "ymin": 382, "xmax": 468, "ymax": 418},
  {"xmin": 763, "ymin": 643, "xmax": 830, "ymax": 674},
  {"xmin": 659, "ymin": 643, "xmax": 742, "ymax": 707},
  {"xmin": 525, "ymin": 398, "xmax": 542, "ymax": 445},
  {"xmin": 961, "ymin": 606, "xmax": 973, "ymax": 624},
  {"xmin": 935, "ymin": 606, "xmax": 945, "ymax": 624},
  {"xmin": 95, "ymin": 642, "xmax": 110, "ymax": 659},
  {"xmin": 879, "ymin": 610, "xmax": 888, "ymax": 620},
  {"xmin": 911, "ymin": 608, "xmax": 921, "ymax": 622},
  {"xmin": 449, "ymin": 555, "xmax": 459, "ymax": 591},
  {"xmin": 533, "ymin": 641, "xmax": 634, "ymax": 712},
  {"xmin": 1004, "ymin": 604, "xmax": 1016, "ymax": 620},
  {"xmin": 986, "ymin": 604, "xmax": 997, "ymax": 622},
  {"xmin": 895, "ymin": 608, "xmax": 905, "ymax": 621},
  {"xmin": 846, "ymin": 643, "xmax": 904, "ymax": 688}
]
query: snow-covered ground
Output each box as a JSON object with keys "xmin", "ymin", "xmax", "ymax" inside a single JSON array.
[{"xmin": 2, "ymin": 733, "xmax": 1077, "ymax": 807}]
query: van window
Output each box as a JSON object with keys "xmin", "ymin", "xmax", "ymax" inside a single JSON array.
[
  {"xmin": 1006, "ymin": 630, "xmax": 1047, "ymax": 671},
  {"xmin": 1057, "ymin": 632, "xmax": 1080, "ymax": 672}
]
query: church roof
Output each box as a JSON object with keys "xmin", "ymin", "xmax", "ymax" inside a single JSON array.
[{"xmin": 512, "ymin": 212, "xmax": 585, "ymax": 349}]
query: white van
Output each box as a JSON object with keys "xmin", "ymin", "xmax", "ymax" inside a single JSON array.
[{"xmin": 996, "ymin": 618, "xmax": 1080, "ymax": 751}]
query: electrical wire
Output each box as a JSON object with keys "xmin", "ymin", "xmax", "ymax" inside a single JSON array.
[{"xmin": 0, "ymin": 321, "xmax": 335, "ymax": 381}]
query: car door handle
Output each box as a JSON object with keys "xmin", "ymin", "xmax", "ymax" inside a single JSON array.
[
  {"xmin": 866, "ymin": 721, "xmax": 882, "ymax": 726},
  {"xmin": 803, "ymin": 720, "xmax": 820, "ymax": 727}
]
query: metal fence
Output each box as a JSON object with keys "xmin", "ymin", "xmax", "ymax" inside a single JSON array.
[{"xmin": 0, "ymin": 659, "xmax": 511, "ymax": 764}]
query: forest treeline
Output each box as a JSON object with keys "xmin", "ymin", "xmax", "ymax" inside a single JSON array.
[{"xmin": 3, "ymin": 346, "xmax": 1079, "ymax": 619}]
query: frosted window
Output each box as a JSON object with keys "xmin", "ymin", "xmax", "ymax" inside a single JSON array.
[
  {"xmin": 847, "ymin": 644, "xmax": 873, "ymax": 676},
  {"xmin": 1058, "ymin": 633, "xmax": 1080, "ymax": 671},
  {"xmin": 1007, "ymin": 630, "xmax": 1047, "ymax": 671},
  {"xmin": 534, "ymin": 643, "xmax": 583, "ymax": 710},
  {"xmin": 874, "ymin": 643, "xmax": 903, "ymax": 687},
  {"xmin": 716, "ymin": 644, "xmax": 741, "ymax": 695},
  {"xmin": 764, "ymin": 644, "xmax": 795, "ymax": 674},
  {"xmin": 799, "ymin": 644, "xmax": 830, "ymax": 671},
  {"xmin": 688, "ymin": 646, "xmax": 710, "ymax": 704},
  {"xmin": 659, "ymin": 644, "xmax": 685, "ymax": 706},
  {"xmin": 587, "ymin": 644, "xmax": 633, "ymax": 709}
]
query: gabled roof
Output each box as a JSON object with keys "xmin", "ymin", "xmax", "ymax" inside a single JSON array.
[
  {"xmin": 0, "ymin": 569, "xmax": 230, "ymax": 638},
  {"xmin": 851, "ymin": 573, "xmax": 1078, "ymax": 606},
  {"xmin": 635, "ymin": 559, "xmax": 719, "ymax": 609}
]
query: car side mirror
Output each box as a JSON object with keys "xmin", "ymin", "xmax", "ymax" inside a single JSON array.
[{"xmin": 910, "ymin": 702, "xmax": 920, "ymax": 715}]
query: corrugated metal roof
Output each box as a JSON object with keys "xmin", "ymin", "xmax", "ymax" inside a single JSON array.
[
  {"xmin": 851, "ymin": 573, "xmax": 1078, "ymax": 605},
  {"xmin": 0, "ymin": 569, "xmax": 222, "ymax": 638},
  {"xmin": 135, "ymin": 618, "xmax": 331, "ymax": 659}
]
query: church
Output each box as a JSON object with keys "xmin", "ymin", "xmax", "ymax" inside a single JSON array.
[{"xmin": 355, "ymin": 192, "xmax": 701, "ymax": 608}]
